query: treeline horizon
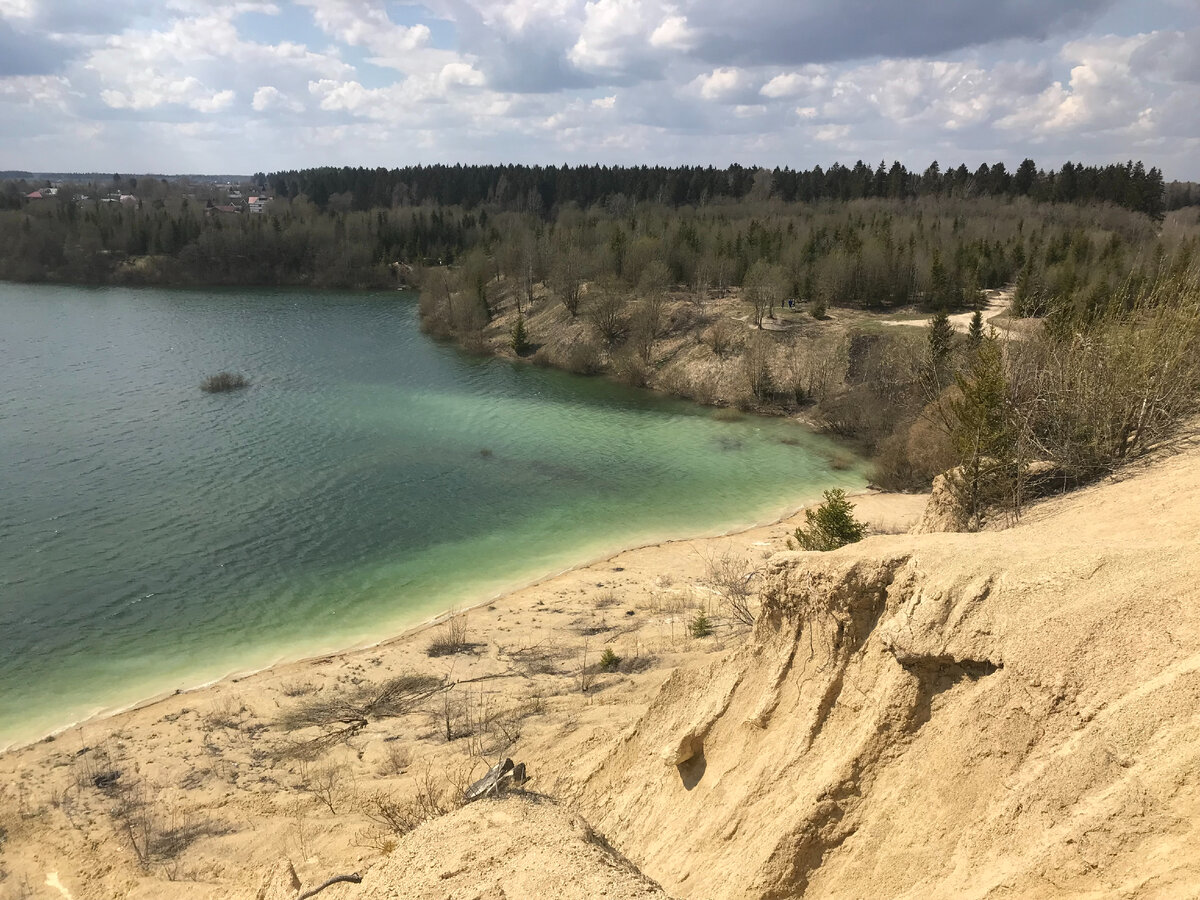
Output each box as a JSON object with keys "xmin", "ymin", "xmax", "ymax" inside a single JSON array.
[
  {"xmin": 0, "ymin": 156, "xmax": 1196, "ymax": 293},
  {"xmin": 262, "ymin": 159, "xmax": 1183, "ymax": 219},
  {"xmin": 5, "ymin": 158, "xmax": 1195, "ymax": 217}
]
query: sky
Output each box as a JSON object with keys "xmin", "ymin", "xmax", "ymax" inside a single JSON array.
[{"xmin": 1, "ymin": 0, "xmax": 1199, "ymax": 178}]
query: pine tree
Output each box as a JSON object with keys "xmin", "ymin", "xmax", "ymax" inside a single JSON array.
[
  {"xmin": 967, "ymin": 310, "xmax": 984, "ymax": 349},
  {"xmin": 928, "ymin": 250, "xmax": 951, "ymax": 310},
  {"xmin": 928, "ymin": 309, "xmax": 955, "ymax": 365},
  {"xmin": 793, "ymin": 489, "xmax": 866, "ymax": 551},
  {"xmin": 510, "ymin": 312, "xmax": 532, "ymax": 356},
  {"xmin": 948, "ymin": 333, "xmax": 1016, "ymax": 529}
]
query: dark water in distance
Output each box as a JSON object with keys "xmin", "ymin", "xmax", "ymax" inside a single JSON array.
[{"xmin": 0, "ymin": 283, "xmax": 864, "ymax": 746}]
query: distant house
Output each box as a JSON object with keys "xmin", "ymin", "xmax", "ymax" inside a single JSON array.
[
  {"xmin": 206, "ymin": 204, "xmax": 240, "ymax": 216},
  {"xmin": 26, "ymin": 190, "xmax": 43, "ymax": 199},
  {"xmin": 246, "ymin": 196, "xmax": 269, "ymax": 214}
]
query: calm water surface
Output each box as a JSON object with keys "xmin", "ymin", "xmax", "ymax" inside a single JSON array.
[{"xmin": 0, "ymin": 283, "xmax": 864, "ymax": 746}]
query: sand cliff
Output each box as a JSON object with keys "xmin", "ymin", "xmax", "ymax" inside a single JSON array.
[{"xmin": 572, "ymin": 440, "xmax": 1200, "ymax": 897}]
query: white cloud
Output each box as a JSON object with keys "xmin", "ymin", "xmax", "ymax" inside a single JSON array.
[
  {"xmin": 815, "ymin": 123, "xmax": 849, "ymax": 141},
  {"xmin": 1134, "ymin": 27, "xmax": 1200, "ymax": 83},
  {"xmin": 190, "ymin": 88, "xmax": 234, "ymax": 112},
  {"xmin": 592, "ymin": 94, "xmax": 615, "ymax": 108},
  {"xmin": 78, "ymin": 8, "xmax": 351, "ymax": 121},
  {"xmin": 0, "ymin": 0, "xmax": 35, "ymax": 17},
  {"xmin": 997, "ymin": 35, "xmax": 1153, "ymax": 134},
  {"xmin": 568, "ymin": 0, "xmax": 648, "ymax": 71},
  {"xmin": 308, "ymin": 64, "xmax": 493, "ymax": 124},
  {"xmin": 166, "ymin": 1, "xmax": 281, "ymax": 13},
  {"xmin": 251, "ymin": 84, "xmax": 303, "ymax": 112},
  {"xmin": 297, "ymin": 0, "xmax": 431, "ymax": 58},
  {"xmin": 467, "ymin": 0, "xmax": 578, "ymax": 33},
  {"xmin": 567, "ymin": 0, "xmax": 686, "ymax": 75},
  {"xmin": 0, "ymin": 74, "xmax": 71, "ymax": 108},
  {"xmin": 100, "ymin": 75, "xmax": 232, "ymax": 112},
  {"xmin": 438, "ymin": 62, "xmax": 486, "ymax": 90},
  {"xmin": 309, "ymin": 78, "xmax": 374, "ymax": 113},
  {"xmin": 760, "ymin": 67, "xmax": 828, "ymax": 99},
  {"xmin": 649, "ymin": 14, "xmax": 694, "ymax": 49},
  {"xmin": 693, "ymin": 66, "xmax": 749, "ymax": 101}
]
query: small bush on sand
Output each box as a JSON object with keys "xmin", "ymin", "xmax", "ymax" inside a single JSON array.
[
  {"xmin": 358, "ymin": 767, "xmax": 451, "ymax": 852},
  {"xmin": 690, "ymin": 612, "xmax": 713, "ymax": 638},
  {"xmin": 426, "ymin": 615, "xmax": 471, "ymax": 657},
  {"xmin": 700, "ymin": 548, "xmax": 757, "ymax": 626},
  {"xmin": 599, "ymin": 648, "xmax": 621, "ymax": 671},
  {"xmin": 794, "ymin": 489, "xmax": 866, "ymax": 551},
  {"xmin": 200, "ymin": 372, "xmax": 248, "ymax": 393}
]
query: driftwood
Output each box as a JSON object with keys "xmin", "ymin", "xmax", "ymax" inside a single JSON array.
[
  {"xmin": 463, "ymin": 758, "xmax": 528, "ymax": 802},
  {"xmin": 297, "ymin": 873, "xmax": 363, "ymax": 900}
]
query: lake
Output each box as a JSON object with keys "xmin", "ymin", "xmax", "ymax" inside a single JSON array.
[{"xmin": 0, "ymin": 283, "xmax": 864, "ymax": 747}]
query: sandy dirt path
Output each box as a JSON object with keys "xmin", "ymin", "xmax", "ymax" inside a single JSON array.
[{"xmin": 878, "ymin": 286, "xmax": 1014, "ymax": 333}]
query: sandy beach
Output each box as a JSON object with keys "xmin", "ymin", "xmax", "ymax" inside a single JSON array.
[{"xmin": 0, "ymin": 489, "xmax": 926, "ymax": 900}]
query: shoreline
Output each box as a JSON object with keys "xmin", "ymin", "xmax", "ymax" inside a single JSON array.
[
  {"xmin": 0, "ymin": 485, "xmax": 927, "ymax": 898},
  {"xmin": 4, "ymin": 479, "xmax": 889, "ymax": 754}
]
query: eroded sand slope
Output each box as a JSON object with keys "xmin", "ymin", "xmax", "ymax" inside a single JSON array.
[{"xmin": 570, "ymin": 445, "xmax": 1200, "ymax": 898}]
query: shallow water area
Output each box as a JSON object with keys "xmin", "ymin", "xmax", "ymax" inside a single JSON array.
[{"xmin": 0, "ymin": 283, "xmax": 865, "ymax": 747}]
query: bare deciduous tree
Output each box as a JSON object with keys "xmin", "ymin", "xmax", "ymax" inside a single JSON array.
[{"xmin": 698, "ymin": 548, "xmax": 758, "ymax": 627}]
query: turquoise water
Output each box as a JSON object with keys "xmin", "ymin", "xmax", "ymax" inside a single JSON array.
[{"xmin": 0, "ymin": 283, "xmax": 864, "ymax": 747}]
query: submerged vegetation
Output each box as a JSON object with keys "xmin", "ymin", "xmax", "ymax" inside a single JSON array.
[{"xmin": 200, "ymin": 372, "xmax": 249, "ymax": 393}]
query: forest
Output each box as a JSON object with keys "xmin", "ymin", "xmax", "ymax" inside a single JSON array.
[
  {"xmin": 261, "ymin": 159, "xmax": 1175, "ymax": 217},
  {"xmin": 0, "ymin": 158, "xmax": 1192, "ymax": 294}
]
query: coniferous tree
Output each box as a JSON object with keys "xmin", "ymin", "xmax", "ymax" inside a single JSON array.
[
  {"xmin": 948, "ymin": 332, "xmax": 1016, "ymax": 529},
  {"xmin": 966, "ymin": 310, "xmax": 984, "ymax": 349},
  {"xmin": 794, "ymin": 489, "xmax": 867, "ymax": 551},
  {"xmin": 926, "ymin": 310, "xmax": 956, "ymax": 385},
  {"xmin": 510, "ymin": 312, "xmax": 532, "ymax": 356},
  {"xmin": 928, "ymin": 250, "xmax": 951, "ymax": 310}
]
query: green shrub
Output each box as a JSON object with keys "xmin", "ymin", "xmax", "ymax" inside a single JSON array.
[
  {"xmin": 599, "ymin": 648, "xmax": 621, "ymax": 671},
  {"xmin": 794, "ymin": 488, "xmax": 866, "ymax": 551},
  {"xmin": 689, "ymin": 613, "xmax": 713, "ymax": 638}
]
